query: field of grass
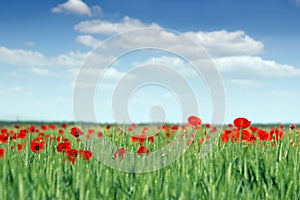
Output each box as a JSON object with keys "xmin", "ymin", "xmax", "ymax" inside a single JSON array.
[{"xmin": 0, "ymin": 117, "xmax": 299, "ymax": 200}]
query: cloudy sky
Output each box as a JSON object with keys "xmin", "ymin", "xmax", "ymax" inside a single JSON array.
[{"xmin": 1, "ymin": 0, "xmax": 300, "ymax": 124}]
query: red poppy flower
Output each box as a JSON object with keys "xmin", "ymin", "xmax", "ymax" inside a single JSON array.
[
  {"xmin": 142, "ymin": 127, "xmax": 148, "ymax": 134},
  {"xmin": 41, "ymin": 125, "xmax": 48, "ymax": 131},
  {"xmin": 137, "ymin": 146, "xmax": 150, "ymax": 156},
  {"xmin": 148, "ymin": 136, "xmax": 155, "ymax": 143},
  {"xmin": 57, "ymin": 142, "xmax": 71, "ymax": 153},
  {"xmin": 241, "ymin": 130, "xmax": 250, "ymax": 141},
  {"xmin": 66, "ymin": 149, "xmax": 79, "ymax": 158},
  {"xmin": 80, "ymin": 150, "xmax": 93, "ymax": 161},
  {"xmin": 290, "ymin": 124, "xmax": 296, "ymax": 130},
  {"xmin": 257, "ymin": 129, "xmax": 271, "ymax": 141},
  {"xmin": 88, "ymin": 129, "xmax": 95, "ymax": 134},
  {"xmin": 28, "ymin": 125, "xmax": 36, "ymax": 133},
  {"xmin": 30, "ymin": 141, "xmax": 45, "ymax": 153},
  {"xmin": 17, "ymin": 129, "xmax": 27, "ymax": 139},
  {"xmin": 248, "ymin": 134, "xmax": 256, "ymax": 143},
  {"xmin": 0, "ymin": 133, "xmax": 9, "ymax": 143},
  {"xmin": 221, "ymin": 134, "xmax": 229, "ymax": 143},
  {"xmin": 221, "ymin": 129, "xmax": 232, "ymax": 143},
  {"xmin": 270, "ymin": 128, "xmax": 284, "ymax": 141},
  {"xmin": 278, "ymin": 125, "xmax": 284, "ymax": 129},
  {"xmin": 210, "ymin": 126, "xmax": 217, "ymax": 133},
  {"xmin": 70, "ymin": 127, "xmax": 84, "ymax": 138},
  {"xmin": 231, "ymin": 129, "xmax": 253, "ymax": 142},
  {"xmin": 188, "ymin": 116, "xmax": 202, "ymax": 127},
  {"xmin": 56, "ymin": 136, "xmax": 62, "ymax": 143},
  {"xmin": 86, "ymin": 135, "xmax": 91, "ymax": 139},
  {"xmin": 131, "ymin": 135, "xmax": 139, "ymax": 143},
  {"xmin": 233, "ymin": 117, "xmax": 251, "ymax": 129},
  {"xmin": 62, "ymin": 123, "xmax": 67, "ymax": 129},
  {"xmin": 113, "ymin": 147, "xmax": 126, "ymax": 161},
  {"xmin": 161, "ymin": 125, "xmax": 169, "ymax": 131},
  {"xmin": 0, "ymin": 148, "xmax": 5, "ymax": 158},
  {"xmin": 14, "ymin": 125, "xmax": 20, "ymax": 129},
  {"xmin": 138, "ymin": 133, "xmax": 147, "ymax": 145},
  {"xmin": 10, "ymin": 134, "xmax": 17, "ymax": 141},
  {"xmin": 128, "ymin": 124, "xmax": 137, "ymax": 132},
  {"xmin": 17, "ymin": 144, "xmax": 24, "ymax": 152},
  {"xmin": 1, "ymin": 129, "xmax": 7, "ymax": 134},
  {"xmin": 49, "ymin": 124, "xmax": 56, "ymax": 130},
  {"xmin": 249, "ymin": 127, "xmax": 258, "ymax": 133},
  {"xmin": 205, "ymin": 123, "xmax": 211, "ymax": 128},
  {"xmin": 228, "ymin": 129, "xmax": 240, "ymax": 142},
  {"xmin": 166, "ymin": 132, "xmax": 171, "ymax": 138},
  {"xmin": 97, "ymin": 132, "xmax": 104, "ymax": 138},
  {"xmin": 58, "ymin": 129, "xmax": 64, "ymax": 134},
  {"xmin": 106, "ymin": 125, "xmax": 111, "ymax": 130},
  {"xmin": 68, "ymin": 155, "xmax": 76, "ymax": 164}
]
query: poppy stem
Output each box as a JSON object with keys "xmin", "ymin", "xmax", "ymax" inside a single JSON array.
[
  {"xmin": 28, "ymin": 153, "xmax": 36, "ymax": 168},
  {"xmin": 240, "ymin": 128, "xmax": 243, "ymax": 148}
]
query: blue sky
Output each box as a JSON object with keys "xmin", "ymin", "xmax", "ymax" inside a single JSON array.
[{"xmin": 1, "ymin": 0, "xmax": 300, "ymax": 124}]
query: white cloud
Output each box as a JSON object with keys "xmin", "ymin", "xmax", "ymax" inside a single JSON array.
[
  {"xmin": 75, "ymin": 35, "xmax": 101, "ymax": 48},
  {"xmin": 0, "ymin": 46, "xmax": 87, "ymax": 68},
  {"xmin": 0, "ymin": 46, "xmax": 50, "ymax": 67},
  {"xmin": 8, "ymin": 86, "xmax": 26, "ymax": 93},
  {"xmin": 184, "ymin": 30, "xmax": 263, "ymax": 57},
  {"xmin": 269, "ymin": 90, "xmax": 300, "ymax": 97},
  {"xmin": 74, "ymin": 28, "xmax": 210, "ymax": 60},
  {"xmin": 214, "ymin": 56, "xmax": 300, "ymax": 78},
  {"xmin": 74, "ymin": 17, "xmax": 263, "ymax": 57},
  {"xmin": 30, "ymin": 67, "xmax": 50, "ymax": 76},
  {"xmin": 229, "ymin": 79, "xmax": 264, "ymax": 88},
  {"xmin": 0, "ymin": 85, "xmax": 32, "ymax": 95},
  {"xmin": 9, "ymin": 71, "xmax": 22, "ymax": 78},
  {"xmin": 2, "ymin": 15, "xmax": 297, "ymax": 99},
  {"xmin": 71, "ymin": 67, "xmax": 136, "ymax": 90},
  {"xmin": 55, "ymin": 51, "xmax": 88, "ymax": 68},
  {"xmin": 132, "ymin": 55, "xmax": 300, "ymax": 79},
  {"xmin": 133, "ymin": 56, "xmax": 198, "ymax": 78},
  {"xmin": 134, "ymin": 56, "xmax": 185, "ymax": 67},
  {"xmin": 52, "ymin": 0, "xmax": 92, "ymax": 16},
  {"xmin": 74, "ymin": 16, "xmax": 160, "ymax": 35},
  {"xmin": 294, "ymin": 0, "xmax": 300, "ymax": 6},
  {"xmin": 71, "ymin": 67, "xmax": 130, "ymax": 80}
]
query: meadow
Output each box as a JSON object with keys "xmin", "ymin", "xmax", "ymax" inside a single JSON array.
[{"xmin": 0, "ymin": 117, "xmax": 299, "ymax": 200}]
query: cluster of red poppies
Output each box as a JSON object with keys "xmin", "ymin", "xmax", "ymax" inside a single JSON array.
[
  {"xmin": 0, "ymin": 123, "xmax": 93, "ymax": 164},
  {"xmin": 0, "ymin": 116, "xmax": 297, "ymax": 163},
  {"xmin": 113, "ymin": 116, "xmax": 203, "ymax": 160},
  {"xmin": 221, "ymin": 117, "xmax": 295, "ymax": 144}
]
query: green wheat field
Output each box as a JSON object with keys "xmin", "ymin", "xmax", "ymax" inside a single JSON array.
[{"xmin": 0, "ymin": 117, "xmax": 299, "ymax": 200}]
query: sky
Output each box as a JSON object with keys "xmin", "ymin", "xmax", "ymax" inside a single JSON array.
[{"xmin": 0, "ymin": 0, "xmax": 300, "ymax": 124}]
